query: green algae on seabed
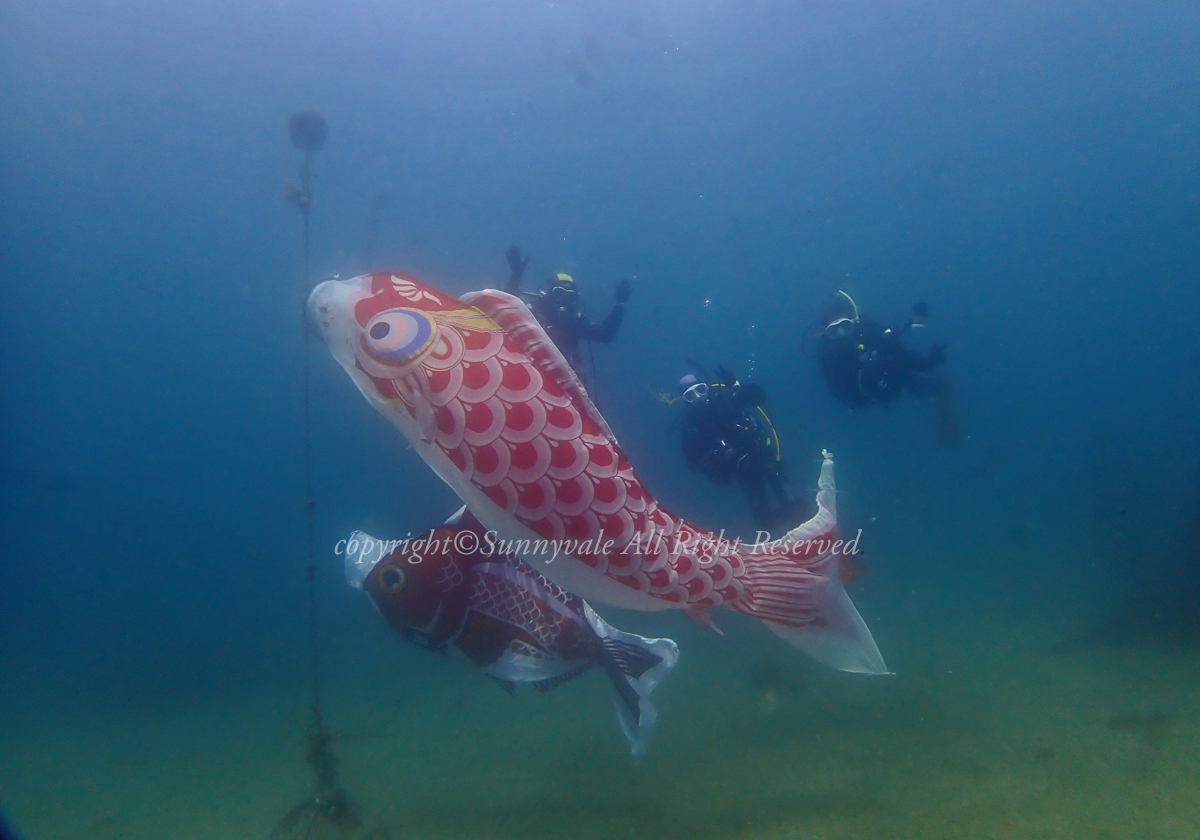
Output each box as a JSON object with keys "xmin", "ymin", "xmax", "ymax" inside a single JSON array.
[{"xmin": 3, "ymin": 608, "xmax": 1200, "ymax": 840}]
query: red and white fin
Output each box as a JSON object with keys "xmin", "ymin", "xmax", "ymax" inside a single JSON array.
[
  {"xmin": 761, "ymin": 577, "xmax": 887, "ymax": 675},
  {"xmin": 737, "ymin": 452, "xmax": 889, "ymax": 675}
]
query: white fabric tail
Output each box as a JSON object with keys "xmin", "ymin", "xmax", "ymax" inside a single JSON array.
[{"xmin": 584, "ymin": 603, "xmax": 679, "ymax": 760}]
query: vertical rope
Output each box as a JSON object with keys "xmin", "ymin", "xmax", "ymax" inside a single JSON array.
[
  {"xmin": 301, "ymin": 192, "xmax": 322, "ymax": 737},
  {"xmin": 274, "ymin": 111, "xmax": 359, "ymax": 836},
  {"xmin": 298, "ymin": 149, "xmax": 332, "ymax": 783}
]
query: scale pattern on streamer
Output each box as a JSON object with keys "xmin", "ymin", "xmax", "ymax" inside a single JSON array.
[{"xmin": 347, "ymin": 273, "xmax": 831, "ymax": 626}]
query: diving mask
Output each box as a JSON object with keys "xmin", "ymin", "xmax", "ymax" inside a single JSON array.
[
  {"xmin": 550, "ymin": 284, "xmax": 578, "ymax": 305},
  {"xmin": 825, "ymin": 317, "xmax": 857, "ymax": 339},
  {"xmin": 682, "ymin": 382, "xmax": 710, "ymax": 404}
]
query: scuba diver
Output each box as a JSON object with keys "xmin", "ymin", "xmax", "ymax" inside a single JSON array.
[
  {"xmin": 505, "ymin": 245, "xmax": 632, "ymax": 373},
  {"xmin": 672, "ymin": 365, "xmax": 797, "ymax": 531},
  {"xmin": 813, "ymin": 290, "xmax": 961, "ymax": 445}
]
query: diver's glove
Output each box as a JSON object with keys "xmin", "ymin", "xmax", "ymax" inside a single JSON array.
[
  {"xmin": 506, "ymin": 246, "xmax": 529, "ymax": 281},
  {"xmin": 615, "ymin": 279, "xmax": 633, "ymax": 304},
  {"xmin": 929, "ymin": 344, "xmax": 947, "ymax": 365}
]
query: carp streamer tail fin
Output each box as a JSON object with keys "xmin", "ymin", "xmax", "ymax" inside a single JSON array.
[
  {"xmin": 584, "ymin": 603, "xmax": 680, "ymax": 761},
  {"xmin": 735, "ymin": 453, "xmax": 889, "ymax": 676}
]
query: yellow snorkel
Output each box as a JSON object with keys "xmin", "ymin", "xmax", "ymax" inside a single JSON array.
[{"xmin": 835, "ymin": 289, "xmax": 860, "ymax": 322}]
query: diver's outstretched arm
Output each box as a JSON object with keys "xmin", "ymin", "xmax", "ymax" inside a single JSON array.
[
  {"xmin": 505, "ymin": 245, "xmax": 529, "ymax": 295},
  {"xmin": 582, "ymin": 303, "xmax": 625, "ymax": 343},
  {"xmin": 580, "ymin": 279, "xmax": 632, "ymax": 343}
]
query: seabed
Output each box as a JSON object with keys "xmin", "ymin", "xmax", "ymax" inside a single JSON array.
[{"xmin": 3, "ymin": 600, "xmax": 1198, "ymax": 840}]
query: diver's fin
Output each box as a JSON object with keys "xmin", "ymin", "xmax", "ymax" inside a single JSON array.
[
  {"xmin": 684, "ymin": 606, "xmax": 725, "ymax": 636},
  {"xmin": 736, "ymin": 453, "xmax": 889, "ymax": 675},
  {"xmin": 934, "ymin": 380, "xmax": 962, "ymax": 447},
  {"xmin": 531, "ymin": 661, "xmax": 594, "ymax": 693},
  {"xmin": 910, "ymin": 300, "xmax": 930, "ymax": 328},
  {"xmin": 583, "ymin": 603, "xmax": 679, "ymax": 760}
]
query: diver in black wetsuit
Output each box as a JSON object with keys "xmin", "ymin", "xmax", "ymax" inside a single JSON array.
[
  {"xmin": 814, "ymin": 291, "xmax": 960, "ymax": 444},
  {"xmin": 674, "ymin": 367, "xmax": 796, "ymax": 531},
  {"xmin": 505, "ymin": 246, "xmax": 631, "ymax": 373}
]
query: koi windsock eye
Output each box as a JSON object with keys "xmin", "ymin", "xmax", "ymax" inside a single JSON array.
[
  {"xmin": 362, "ymin": 308, "xmax": 436, "ymax": 365},
  {"xmin": 378, "ymin": 564, "xmax": 406, "ymax": 593}
]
